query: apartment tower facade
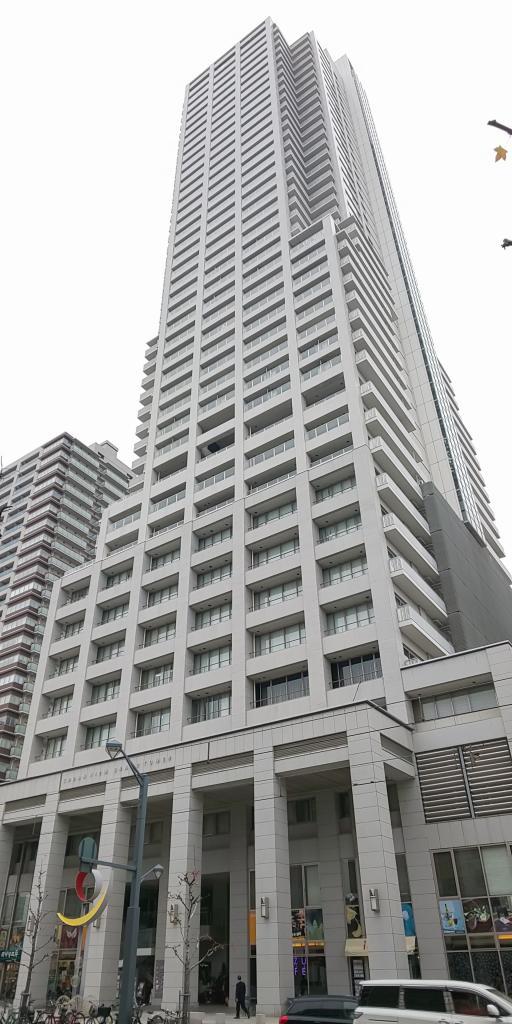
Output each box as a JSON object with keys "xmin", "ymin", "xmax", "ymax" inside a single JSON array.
[
  {"xmin": 0, "ymin": 436, "xmax": 132, "ymax": 781},
  {"xmin": 1, "ymin": 19, "xmax": 512, "ymax": 1012}
]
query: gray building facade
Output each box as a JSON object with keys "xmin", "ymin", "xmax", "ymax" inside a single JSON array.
[
  {"xmin": 0, "ymin": 435, "xmax": 132, "ymax": 781},
  {"xmin": 1, "ymin": 19, "xmax": 512, "ymax": 1013}
]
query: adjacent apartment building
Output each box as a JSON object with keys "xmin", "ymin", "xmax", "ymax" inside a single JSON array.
[
  {"xmin": 0, "ymin": 435, "xmax": 132, "ymax": 781},
  {"xmin": 1, "ymin": 19, "xmax": 512, "ymax": 1012}
]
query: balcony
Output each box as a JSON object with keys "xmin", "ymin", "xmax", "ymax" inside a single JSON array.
[
  {"xmin": 376, "ymin": 474, "xmax": 430, "ymax": 542},
  {"xmin": 355, "ymin": 345, "xmax": 411, "ymax": 424},
  {"xmin": 397, "ymin": 603, "xmax": 453, "ymax": 658},
  {"xmin": 369, "ymin": 436, "xmax": 423, "ymax": 505},
  {"xmin": 389, "ymin": 557, "xmax": 446, "ymax": 620},
  {"xmin": 382, "ymin": 513, "xmax": 437, "ymax": 578},
  {"xmin": 365, "ymin": 408, "xmax": 427, "ymax": 484}
]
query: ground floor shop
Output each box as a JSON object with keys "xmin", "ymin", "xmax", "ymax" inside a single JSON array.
[{"xmin": 1, "ymin": 665, "xmax": 512, "ymax": 1013}]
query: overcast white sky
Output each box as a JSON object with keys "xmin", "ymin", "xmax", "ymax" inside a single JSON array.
[{"xmin": 0, "ymin": 0, "xmax": 511, "ymax": 560}]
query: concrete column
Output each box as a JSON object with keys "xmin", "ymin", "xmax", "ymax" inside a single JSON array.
[
  {"xmin": 316, "ymin": 792, "xmax": 350, "ymax": 994},
  {"xmin": 15, "ymin": 797, "xmax": 68, "ymax": 1004},
  {"xmin": 153, "ymin": 817, "xmax": 171, "ymax": 1005},
  {"xmin": 80, "ymin": 782, "xmax": 131, "ymax": 1004},
  {"xmin": 0, "ymin": 822, "xmax": 14, "ymax": 906},
  {"xmin": 229, "ymin": 803, "xmax": 249, "ymax": 1008},
  {"xmin": 348, "ymin": 717, "xmax": 408, "ymax": 978},
  {"xmin": 254, "ymin": 747, "xmax": 293, "ymax": 1015},
  {"xmin": 398, "ymin": 776, "xmax": 446, "ymax": 977},
  {"xmin": 162, "ymin": 765, "xmax": 203, "ymax": 1010}
]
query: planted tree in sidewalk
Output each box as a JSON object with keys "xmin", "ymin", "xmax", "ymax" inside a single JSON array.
[
  {"xmin": 18, "ymin": 868, "xmax": 57, "ymax": 1017},
  {"xmin": 166, "ymin": 870, "xmax": 222, "ymax": 1024}
]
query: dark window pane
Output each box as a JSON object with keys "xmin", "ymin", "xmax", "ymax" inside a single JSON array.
[
  {"xmin": 403, "ymin": 988, "xmax": 446, "ymax": 1012},
  {"xmin": 307, "ymin": 957, "xmax": 327, "ymax": 995},
  {"xmin": 396, "ymin": 854, "xmax": 411, "ymax": 901},
  {"xmin": 359, "ymin": 986, "xmax": 399, "ymax": 1008},
  {"xmin": 434, "ymin": 851, "xmax": 458, "ymax": 897},
  {"xmin": 500, "ymin": 949, "xmax": 512, "ymax": 996},
  {"xmin": 472, "ymin": 949, "xmax": 503, "ymax": 989},
  {"xmin": 447, "ymin": 951, "xmax": 473, "ymax": 983},
  {"xmin": 452, "ymin": 990, "xmax": 492, "ymax": 1015},
  {"xmin": 455, "ymin": 848, "xmax": 486, "ymax": 897},
  {"xmin": 290, "ymin": 865, "xmax": 304, "ymax": 909}
]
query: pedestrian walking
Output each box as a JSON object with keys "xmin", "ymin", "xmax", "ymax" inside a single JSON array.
[{"xmin": 234, "ymin": 975, "xmax": 250, "ymax": 1019}]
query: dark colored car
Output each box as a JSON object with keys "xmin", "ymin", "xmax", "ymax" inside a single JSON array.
[{"xmin": 280, "ymin": 994, "xmax": 358, "ymax": 1024}]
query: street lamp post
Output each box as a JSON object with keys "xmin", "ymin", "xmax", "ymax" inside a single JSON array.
[{"xmin": 105, "ymin": 739, "xmax": 149, "ymax": 1024}]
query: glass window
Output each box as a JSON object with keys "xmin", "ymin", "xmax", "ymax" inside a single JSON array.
[
  {"xmin": 396, "ymin": 854, "xmax": 411, "ymax": 901},
  {"xmin": 482, "ymin": 846, "xmax": 512, "ymax": 896},
  {"xmin": 359, "ymin": 986, "xmax": 399, "ymax": 1008},
  {"xmin": 434, "ymin": 852, "xmax": 457, "ymax": 897},
  {"xmin": 403, "ymin": 988, "xmax": 446, "ymax": 1012},
  {"xmin": 451, "ymin": 990, "xmax": 499, "ymax": 1016},
  {"xmin": 455, "ymin": 848, "xmax": 486, "ymax": 897},
  {"xmin": 305, "ymin": 865, "xmax": 321, "ymax": 906},
  {"xmin": 290, "ymin": 866, "xmax": 304, "ymax": 908}
]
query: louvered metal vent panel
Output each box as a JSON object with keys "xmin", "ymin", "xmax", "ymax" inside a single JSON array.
[
  {"xmin": 415, "ymin": 747, "xmax": 471, "ymax": 822},
  {"xmin": 463, "ymin": 738, "xmax": 512, "ymax": 817},
  {"xmin": 274, "ymin": 732, "xmax": 348, "ymax": 760}
]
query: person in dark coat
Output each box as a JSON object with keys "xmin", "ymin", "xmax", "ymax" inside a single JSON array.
[{"xmin": 234, "ymin": 976, "xmax": 250, "ymax": 1019}]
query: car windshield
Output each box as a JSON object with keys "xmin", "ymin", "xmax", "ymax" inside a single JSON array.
[{"xmin": 486, "ymin": 989, "xmax": 512, "ymax": 1013}]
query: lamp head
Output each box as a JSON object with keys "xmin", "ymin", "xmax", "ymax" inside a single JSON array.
[
  {"xmin": 153, "ymin": 864, "xmax": 164, "ymax": 881},
  {"xmin": 105, "ymin": 738, "xmax": 123, "ymax": 760}
]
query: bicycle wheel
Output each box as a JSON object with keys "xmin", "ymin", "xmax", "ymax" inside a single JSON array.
[{"xmin": 149, "ymin": 1016, "xmax": 165, "ymax": 1024}]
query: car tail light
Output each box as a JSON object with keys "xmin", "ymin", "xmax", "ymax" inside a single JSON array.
[{"xmin": 279, "ymin": 1016, "xmax": 289, "ymax": 1024}]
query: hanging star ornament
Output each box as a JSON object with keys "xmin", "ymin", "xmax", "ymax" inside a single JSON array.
[{"xmin": 495, "ymin": 145, "xmax": 508, "ymax": 161}]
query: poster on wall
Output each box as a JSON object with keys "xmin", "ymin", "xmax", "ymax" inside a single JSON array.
[
  {"xmin": 401, "ymin": 902, "xmax": 416, "ymax": 937},
  {"xmin": 345, "ymin": 895, "xmax": 363, "ymax": 939},
  {"xmin": 439, "ymin": 899, "xmax": 465, "ymax": 934}
]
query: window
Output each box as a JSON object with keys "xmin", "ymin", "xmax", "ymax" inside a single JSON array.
[
  {"xmin": 255, "ymin": 672, "xmax": 309, "ymax": 707},
  {"xmin": 136, "ymin": 706, "xmax": 171, "ymax": 737},
  {"xmin": 191, "ymin": 691, "xmax": 231, "ymax": 722},
  {"xmin": 252, "ymin": 579, "xmax": 302, "ymax": 610},
  {"xmin": 288, "ymin": 798, "xmax": 316, "ymax": 825},
  {"xmin": 198, "ymin": 526, "xmax": 232, "ymax": 550},
  {"xmin": 331, "ymin": 653, "xmax": 381, "ymax": 688},
  {"xmin": 147, "ymin": 583, "xmax": 178, "ymax": 607},
  {"xmin": 194, "ymin": 604, "xmax": 232, "ymax": 630},
  {"xmin": 252, "ymin": 537, "xmax": 298, "ymax": 567},
  {"xmin": 85, "ymin": 721, "xmax": 115, "ymax": 749},
  {"xmin": 90, "ymin": 679, "xmax": 120, "ymax": 704},
  {"xmin": 100, "ymin": 603, "xmax": 129, "ymax": 624},
  {"xmin": 193, "ymin": 645, "xmax": 231, "ymax": 673},
  {"xmin": 451, "ymin": 991, "xmax": 500, "ymax": 1016},
  {"xmin": 403, "ymin": 988, "xmax": 446, "ymax": 1012},
  {"xmin": 322, "ymin": 556, "xmax": 367, "ymax": 586},
  {"xmin": 50, "ymin": 694, "xmax": 71, "ymax": 716},
  {"xmin": 139, "ymin": 663, "xmax": 173, "ymax": 690},
  {"xmin": 326, "ymin": 603, "xmax": 374, "ymax": 635},
  {"xmin": 254, "ymin": 622, "xmax": 305, "ymax": 655},
  {"xmin": 150, "ymin": 548, "xmax": 180, "ymax": 571},
  {"xmin": 55, "ymin": 655, "xmax": 78, "ymax": 676},
  {"xmin": 196, "ymin": 563, "xmax": 232, "ymax": 588},
  {"xmin": 95, "ymin": 639, "xmax": 125, "ymax": 662},
  {"xmin": 358, "ymin": 986, "xmax": 399, "ymax": 1008},
  {"xmin": 143, "ymin": 622, "xmax": 176, "ymax": 647},
  {"xmin": 42, "ymin": 734, "xmax": 65, "ymax": 759},
  {"xmin": 413, "ymin": 685, "xmax": 497, "ymax": 722},
  {"xmin": 203, "ymin": 811, "xmax": 230, "ymax": 836},
  {"xmin": 318, "ymin": 512, "xmax": 361, "ymax": 542},
  {"xmin": 105, "ymin": 569, "xmax": 132, "ymax": 589}
]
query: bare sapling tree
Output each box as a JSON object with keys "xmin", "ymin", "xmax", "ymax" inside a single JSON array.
[
  {"xmin": 166, "ymin": 870, "xmax": 222, "ymax": 1024},
  {"xmin": 18, "ymin": 868, "xmax": 57, "ymax": 1017}
]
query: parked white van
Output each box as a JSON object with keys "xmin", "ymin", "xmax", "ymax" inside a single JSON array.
[{"xmin": 355, "ymin": 979, "xmax": 512, "ymax": 1024}]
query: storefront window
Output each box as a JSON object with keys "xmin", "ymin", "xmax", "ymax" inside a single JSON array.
[
  {"xmin": 433, "ymin": 844, "xmax": 512, "ymax": 993},
  {"xmin": 290, "ymin": 864, "xmax": 326, "ymax": 996}
]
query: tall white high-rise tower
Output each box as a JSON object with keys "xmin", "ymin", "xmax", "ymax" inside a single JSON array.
[{"xmin": 1, "ymin": 20, "xmax": 512, "ymax": 1012}]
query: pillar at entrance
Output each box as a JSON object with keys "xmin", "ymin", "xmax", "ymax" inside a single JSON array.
[
  {"xmin": 80, "ymin": 782, "xmax": 131, "ymax": 1004},
  {"xmin": 229, "ymin": 804, "xmax": 249, "ymax": 1008},
  {"xmin": 15, "ymin": 797, "xmax": 68, "ymax": 1005},
  {"xmin": 348, "ymin": 724, "xmax": 409, "ymax": 978},
  {"xmin": 316, "ymin": 792, "xmax": 351, "ymax": 994},
  {"xmin": 162, "ymin": 765, "xmax": 203, "ymax": 1010},
  {"xmin": 254, "ymin": 747, "xmax": 293, "ymax": 1015}
]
